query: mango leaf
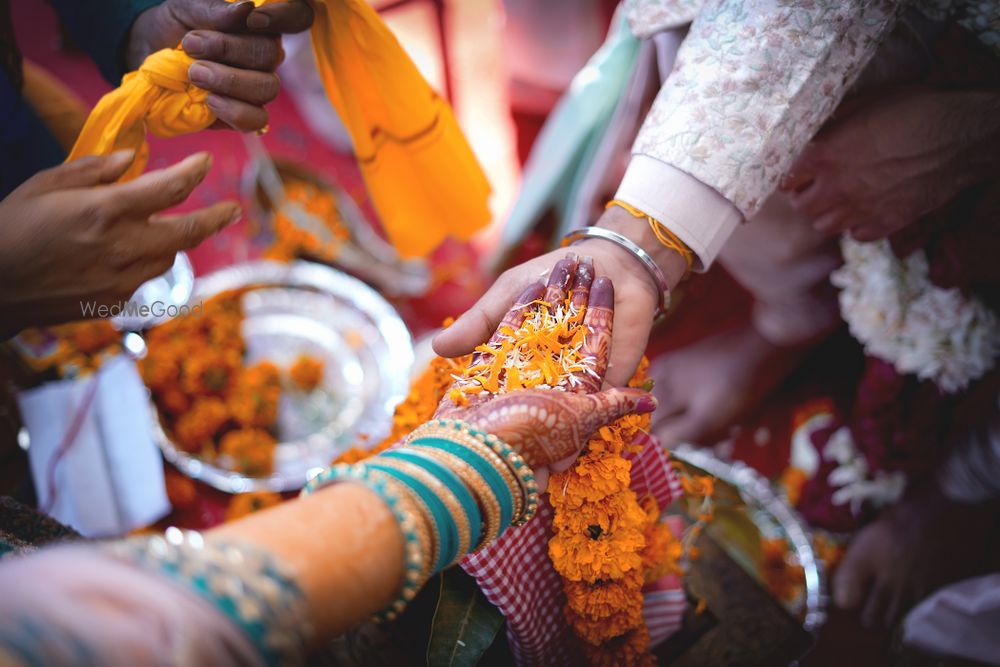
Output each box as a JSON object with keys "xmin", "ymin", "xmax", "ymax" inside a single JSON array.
[
  {"xmin": 706, "ymin": 506, "xmax": 764, "ymax": 577},
  {"xmin": 427, "ymin": 568, "xmax": 504, "ymax": 667}
]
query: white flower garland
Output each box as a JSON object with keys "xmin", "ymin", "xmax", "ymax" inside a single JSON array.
[{"xmin": 831, "ymin": 237, "xmax": 1000, "ymax": 394}]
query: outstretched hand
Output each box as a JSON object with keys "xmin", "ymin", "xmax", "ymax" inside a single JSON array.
[{"xmin": 435, "ymin": 254, "xmax": 656, "ymax": 490}]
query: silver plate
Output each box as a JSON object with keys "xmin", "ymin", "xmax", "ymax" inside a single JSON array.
[
  {"xmin": 672, "ymin": 445, "xmax": 828, "ymax": 635},
  {"xmin": 151, "ymin": 260, "xmax": 414, "ymax": 493}
]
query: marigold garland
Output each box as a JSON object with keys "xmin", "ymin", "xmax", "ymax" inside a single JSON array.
[{"xmin": 332, "ymin": 313, "xmax": 694, "ymax": 664}]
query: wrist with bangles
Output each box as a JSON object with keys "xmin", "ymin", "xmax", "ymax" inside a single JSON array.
[
  {"xmin": 300, "ymin": 418, "xmax": 539, "ymax": 621},
  {"xmin": 560, "ymin": 200, "xmax": 694, "ymax": 319}
]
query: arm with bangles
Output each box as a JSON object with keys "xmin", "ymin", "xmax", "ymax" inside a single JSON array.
[
  {"xmin": 0, "ymin": 260, "xmax": 653, "ymax": 665},
  {"xmin": 435, "ymin": 0, "xmax": 906, "ymax": 385}
]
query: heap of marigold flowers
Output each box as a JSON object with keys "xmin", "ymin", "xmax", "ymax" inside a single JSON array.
[
  {"xmin": 141, "ymin": 290, "xmax": 329, "ymax": 477},
  {"xmin": 262, "ymin": 180, "xmax": 350, "ymax": 262}
]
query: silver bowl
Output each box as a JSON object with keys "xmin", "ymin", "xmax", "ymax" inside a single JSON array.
[{"xmin": 150, "ymin": 260, "xmax": 414, "ymax": 493}]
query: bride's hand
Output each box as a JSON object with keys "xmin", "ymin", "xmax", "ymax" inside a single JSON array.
[{"xmin": 435, "ymin": 254, "xmax": 656, "ymax": 490}]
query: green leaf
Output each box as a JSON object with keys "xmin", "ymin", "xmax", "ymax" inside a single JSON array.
[{"xmin": 427, "ymin": 569, "xmax": 504, "ymax": 667}]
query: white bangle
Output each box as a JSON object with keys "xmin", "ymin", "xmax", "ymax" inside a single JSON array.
[{"xmin": 561, "ymin": 226, "xmax": 670, "ymax": 318}]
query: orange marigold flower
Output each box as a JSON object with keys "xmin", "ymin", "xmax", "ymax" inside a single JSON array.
[
  {"xmin": 563, "ymin": 570, "xmax": 644, "ymax": 619},
  {"xmin": 219, "ymin": 428, "xmax": 277, "ymax": 476},
  {"xmin": 174, "ymin": 397, "xmax": 229, "ymax": 453},
  {"xmin": 139, "ymin": 345, "xmax": 183, "ymax": 391},
  {"xmin": 552, "ymin": 489, "xmax": 647, "ymax": 535},
  {"xmin": 289, "ymin": 354, "xmax": 325, "ymax": 392},
  {"xmin": 549, "ymin": 525, "xmax": 646, "ymax": 583},
  {"xmin": 681, "ymin": 474, "xmax": 715, "ymax": 499},
  {"xmin": 581, "ymin": 626, "xmax": 655, "ymax": 667},
  {"xmin": 778, "ymin": 466, "xmax": 808, "ymax": 506},
  {"xmin": 760, "ymin": 537, "xmax": 805, "ymax": 602},
  {"xmin": 225, "ymin": 491, "xmax": 283, "ymax": 521},
  {"xmin": 164, "ymin": 468, "xmax": 197, "ymax": 509},
  {"xmin": 159, "ymin": 387, "xmax": 191, "ymax": 416},
  {"xmin": 550, "ymin": 452, "xmax": 633, "ymax": 508},
  {"xmin": 229, "ymin": 362, "xmax": 283, "ymax": 428},
  {"xmin": 181, "ymin": 348, "xmax": 241, "ymax": 396}
]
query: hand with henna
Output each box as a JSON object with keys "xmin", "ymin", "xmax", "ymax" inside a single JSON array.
[{"xmin": 434, "ymin": 254, "xmax": 657, "ymax": 491}]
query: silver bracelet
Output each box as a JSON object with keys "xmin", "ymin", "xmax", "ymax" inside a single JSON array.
[{"xmin": 561, "ymin": 226, "xmax": 670, "ymax": 317}]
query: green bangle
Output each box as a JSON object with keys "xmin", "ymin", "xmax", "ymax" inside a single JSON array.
[
  {"xmin": 410, "ymin": 436, "xmax": 514, "ymax": 531},
  {"xmin": 382, "ymin": 448, "xmax": 482, "ymax": 553},
  {"xmin": 367, "ymin": 461, "xmax": 458, "ymax": 573},
  {"xmin": 300, "ymin": 464, "xmax": 426, "ymax": 621}
]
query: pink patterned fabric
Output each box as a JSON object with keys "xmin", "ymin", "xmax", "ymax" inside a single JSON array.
[{"xmin": 462, "ymin": 435, "xmax": 686, "ymax": 665}]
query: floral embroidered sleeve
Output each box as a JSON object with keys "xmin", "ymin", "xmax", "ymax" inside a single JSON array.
[{"xmin": 618, "ymin": 0, "xmax": 904, "ymax": 268}]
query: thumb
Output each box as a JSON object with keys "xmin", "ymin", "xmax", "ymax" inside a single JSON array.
[
  {"xmin": 24, "ymin": 150, "xmax": 136, "ymax": 194},
  {"xmin": 581, "ymin": 388, "xmax": 657, "ymax": 434}
]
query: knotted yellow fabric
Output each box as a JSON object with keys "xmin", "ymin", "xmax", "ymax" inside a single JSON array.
[
  {"xmin": 66, "ymin": 0, "xmax": 491, "ymax": 258},
  {"xmin": 66, "ymin": 48, "xmax": 212, "ymax": 182}
]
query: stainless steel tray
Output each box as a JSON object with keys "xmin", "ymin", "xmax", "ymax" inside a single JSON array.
[
  {"xmin": 151, "ymin": 260, "xmax": 414, "ymax": 493},
  {"xmin": 672, "ymin": 445, "xmax": 828, "ymax": 635}
]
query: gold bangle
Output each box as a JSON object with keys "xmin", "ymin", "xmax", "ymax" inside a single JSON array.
[
  {"xmin": 411, "ymin": 427, "xmax": 524, "ymax": 524},
  {"xmin": 410, "ymin": 447, "xmax": 503, "ymax": 553},
  {"xmin": 369, "ymin": 469, "xmax": 436, "ymax": 588},
  {"xmin": 373, "ymin": 457, "xmax": 471, "ymax": 567}
]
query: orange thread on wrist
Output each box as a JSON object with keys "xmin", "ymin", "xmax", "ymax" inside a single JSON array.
[{"xmin": 606, "ymin": 199, "xmax": 694, "ymax": 273}]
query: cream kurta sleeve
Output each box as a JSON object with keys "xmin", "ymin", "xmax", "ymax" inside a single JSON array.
[{"xmin": 616, "ymin": 0, "xmax": 905, "ymax": 269}]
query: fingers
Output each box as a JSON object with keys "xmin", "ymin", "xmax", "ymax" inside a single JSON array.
[
  {"xmin": 189, "ymin": 60, "xmax": 280, "ymax": 105},
  {"xmin": 433, "ymin": 271, "xmax": 527, "ymax": 358},
  {"xmin": 833, "ymin": 544, "xmax": 873, "ymax": 611},
  {"xmin": 789, "ymin": 181, "xmax": 836, "ymax": 219},
  {"xmin": 541, "ymin": 255, "xmax": 577, "ymax": 307},
  {"xmin": 652, "ymin": 412, "xmax": 709, "ymax": 446},
  {"xmin": 246, "ymin": 0, "xmax": 314, "ymax": 33},
  {"xmin": 491, "ymin": 281, "xmax": 545, "ymax": 344},
  {"xmin": 569, "ymin": 255, "xmax": 594, "ymax": 311},
  {"xmin": 575, "ymin": 276, "xmax": 614, "ymax": 393},
  {"xmin": 812, "ymin": 210, "xmax": 851, "ymax": 234},
  {"xmin": 26, "ymin": 150, "xmax": 136, "ymax": 193},
  {"xmin": 205, "ymin": 95, "xmax": 269, "ymax": 132},
  {"xmin": 143, "ymin": 201, "xmax": 242, "ymax": 256},
  {"xmin": 182, "ymin": 31, "xmax": 283, "ymax": 71},
  {"xmin": 579, "ymin": 388, "xmax": 657, "ymax": 436},
  {"xmin": 781, "ymin": 142, "xmax": 823, "ymax": 192},
  {"xmin": 467, "ymin": 281, "xmax": 545, "ymax": 375},
  {"xmin": 101, "ymin": 153, "xmax": 213, "ymax": 220},
  {"xmin": 861, "ymin": 583, "xmax": 891, "ymax": 629},
  {"xmin": 173, "ymin": 0, "xmax": 256, "ymax": 32}
]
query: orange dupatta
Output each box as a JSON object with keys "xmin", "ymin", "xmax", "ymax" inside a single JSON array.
[{"xmin": 66, "ymin": 0, "xmax": 491, "ymax": 258}]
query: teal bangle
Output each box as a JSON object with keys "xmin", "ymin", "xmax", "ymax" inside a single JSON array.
[
  {"xmin": 300, "ymin": 464, "xmax": 426, "ymax": 621},
  {"xmin": 382, "ymin": 448, "xmax": 482, "ymax": 552},
  {"xmin": 367, "ymin": 461, "xmax": 458, "ymax": 573},
  {"xmin": 423, "ymin": 419, "xmax": 540, "ymax": 525},
  {"xmin": 410, "ymin": 436, "xmax": 514, "ymax": 531}
]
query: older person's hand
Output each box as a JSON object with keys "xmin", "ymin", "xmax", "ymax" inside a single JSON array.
[
  {"xmin": 781, "ymin": 88, "xmax": 1000, "ymax": 242},
  {"xmin": 0, "ymin": 151, "xmax": 239, "ymax": 336},
  {"xmin": 435, "ymin": 254, "xmax": 657, "ymax": 491},
  {"xmin": 126, "ymin": 0, "xmax": 314, "ymax": 132}
]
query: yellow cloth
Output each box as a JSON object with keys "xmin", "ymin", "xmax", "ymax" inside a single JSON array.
[
  {"xmin": 66, "ymin": 48, "xmax": 212, "ymax": 182},
  {"xmin": 66, "ymin": 0, "xmax": 491, "ymax": 258}
]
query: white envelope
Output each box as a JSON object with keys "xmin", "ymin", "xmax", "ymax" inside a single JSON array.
[{"xmin": 18, "ymin": 354, "xmax": 170, "ymax": 537}]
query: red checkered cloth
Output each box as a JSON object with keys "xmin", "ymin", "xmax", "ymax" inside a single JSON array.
[{"xmin": 461, "ymin": 434, "xmax": 686, "ymax": 665}]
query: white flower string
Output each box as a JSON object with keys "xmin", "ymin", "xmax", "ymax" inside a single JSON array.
[{"xmin": 832, "ymin": 237, "xmax": 1000, "ymax": 394}]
